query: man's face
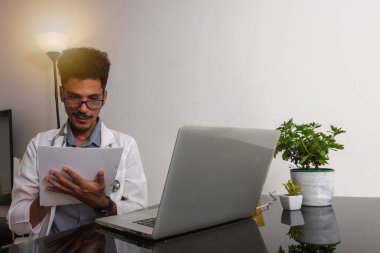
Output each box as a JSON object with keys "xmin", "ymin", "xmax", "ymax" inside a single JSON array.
[{"xmin": 60, "ymin": 78, "xmax": 107, "ymax": 133}]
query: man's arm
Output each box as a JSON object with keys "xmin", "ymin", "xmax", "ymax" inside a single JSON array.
[
  {"xmin": 8, "ymin": 136, "xmax": 53, "ymax": 236},
  {"xmin": 29, "ymin": 198, "xmax": 51, "ymax": 228}
]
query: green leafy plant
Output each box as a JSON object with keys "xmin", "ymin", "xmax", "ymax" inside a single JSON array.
[
  {"xmin": 283, "ymin": 179, "xmax": 302, "ymax": 196},
  {"xmin": 286, "ymin": 225, "xmax": 304, "ymax": 240},
  {"xmin": 274, "ymin": 118, "xmax": 345, "ymax": 170}
]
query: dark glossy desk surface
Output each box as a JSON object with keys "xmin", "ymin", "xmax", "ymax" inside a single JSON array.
[
  {"xmin": 259, "ymin": 196, "xmax": 380, "ymax": 253},
  {"xmin": 1, "ymin": 196, "xmax": 379, "ymax": 253}
]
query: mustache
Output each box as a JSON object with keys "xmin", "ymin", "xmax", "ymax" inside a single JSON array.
[{"xmin": 72, "ymin": 112, "xmax": 93, "ymax": 120}]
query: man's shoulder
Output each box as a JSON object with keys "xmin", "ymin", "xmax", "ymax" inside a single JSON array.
[
  {"xmin": 38, "ymin": 128, "xmax": 61, "ymax": 135},
  {"xmin": 108, "ymin": 128, "xmax": 135, "ymax": 142},
  {"xmin": 35, "ymin": 128, "xmax": 61, "ymax": 138},
  {"xmin": 30, "ymin": 128, "xmax": 61, "ymax": 145},
  {"xmin": 101, "ymin": 124, "xmax": 137, "ymax": 146},
  {"xmin": 23, "ymin": 128, "xmax": 62, "ymax": 151}
]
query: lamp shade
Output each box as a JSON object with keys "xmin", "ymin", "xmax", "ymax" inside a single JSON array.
[{"xmin": 35, "ymin": 32, "xmax": 69, "ymax": 53}]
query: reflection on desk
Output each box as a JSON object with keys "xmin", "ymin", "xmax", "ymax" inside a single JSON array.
[
  {"xmin": 1, "ymin": 218, "xmax": 267, "ymax": 253},
  {"xmin": 279, "ymin": 206, "xmax": 340, "ymax": 252},
  {"xmin": 259, "ymin": 196, "xmax": 380, "ymax": 253},
  {"xmin": 2, "ymin": 196, "xmax": 380, "ymax": 253}
]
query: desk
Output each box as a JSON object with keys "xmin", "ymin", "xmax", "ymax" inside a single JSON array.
[
  {"xmin": 259, "ymin": 196, "xmax": 380, "ymax": 252},
  {"xmin": 1, "ymin": 196, "xmax": 379, "ymax": 253}
]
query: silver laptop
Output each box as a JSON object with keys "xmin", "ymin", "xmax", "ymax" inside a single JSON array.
[{"xmin": 96, "ymin": 125, "xmax": 279, "ymax": 240}]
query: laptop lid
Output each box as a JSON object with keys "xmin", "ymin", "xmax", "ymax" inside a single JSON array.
[
  {"xmin": 152, "ymin": 126, "xmax": 279, "ymax": 239},
  {"xmin": 96, "ymin": 126, "xmax": 279, "ymax": 240}
]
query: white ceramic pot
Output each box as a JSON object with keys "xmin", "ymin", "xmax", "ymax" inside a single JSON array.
[
  {"xmin": 291, "ymin": 169, "xmax": 334, "ymax": 206},
  {"xmin": 279, "ymin": 194, "xmax": 303, "ymax": 210}
]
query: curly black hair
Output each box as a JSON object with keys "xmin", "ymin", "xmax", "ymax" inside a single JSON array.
[{"xmin": 57, "ymin": 47, "xmax": 111, "ymax": 89}]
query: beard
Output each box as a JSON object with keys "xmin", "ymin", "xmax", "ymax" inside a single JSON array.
[{"xmin": 69, "ymin": 112, "xmax": 96, "ymax": 133}]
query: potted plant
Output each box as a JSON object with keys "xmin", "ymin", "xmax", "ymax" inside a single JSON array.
[
  {"xmin": 274, "ymin": 119, "xmax": 345, "ymax": 206},
  {"xmin": 280, "ymin": 179, "xmax": 303, "ymax": 211}
]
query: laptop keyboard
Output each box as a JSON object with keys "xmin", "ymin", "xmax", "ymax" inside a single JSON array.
[{"xmin": 133, "ymin": 217, "xmax": 156, "ymax": 228}]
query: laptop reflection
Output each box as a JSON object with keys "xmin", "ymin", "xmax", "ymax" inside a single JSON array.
[
  {"xmin": 4, "ymin": 218, "xmax": 267, "ymax": 253},
  {"xmin": 99, "ymin": 218, "xmax": 268, "ymax": 253}
]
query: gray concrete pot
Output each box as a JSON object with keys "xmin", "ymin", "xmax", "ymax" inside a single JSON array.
[{"xmin": 290, "ymin": 169, "xmax": 334, "ymax": 206}]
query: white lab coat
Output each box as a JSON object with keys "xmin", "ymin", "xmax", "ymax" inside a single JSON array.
[{"xmin": 7, "ymin": 122, "xmax": 148, "ymax": 239}]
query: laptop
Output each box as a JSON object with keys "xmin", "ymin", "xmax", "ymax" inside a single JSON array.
[{"xmin": 96, "ymin": 125, "xmax": 279, "ymax": 240}]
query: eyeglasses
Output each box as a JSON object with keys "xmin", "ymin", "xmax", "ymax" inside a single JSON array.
[
  {"xmin": 63, "ymin": 98, "xmax": 104, "ymax": 110},
  {"xmin": 62, "ymin": 88, "xmax": 105, "ymax": 110}
]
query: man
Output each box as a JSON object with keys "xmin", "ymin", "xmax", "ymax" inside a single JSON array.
[{"xmin": 7, "ymin": 47, "xmax": 148, "ymax": 239}]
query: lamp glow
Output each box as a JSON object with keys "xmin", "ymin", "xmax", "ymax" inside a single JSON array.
[{"xmin": 34, "ymin": 32, "xmax": 69, "ymax": 53}]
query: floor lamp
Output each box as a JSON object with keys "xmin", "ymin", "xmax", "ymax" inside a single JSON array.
[{"xmin": 35, "ymin": 32, "xmax": 69, "ymax": 129}]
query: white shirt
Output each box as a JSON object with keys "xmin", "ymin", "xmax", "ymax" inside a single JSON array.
[{"xmin": 7, "ymin": 122, "xmax": 148, "ymax": 239}]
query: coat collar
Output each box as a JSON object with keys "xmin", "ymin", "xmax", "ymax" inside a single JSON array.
[
  {"xmin": 100, "ymin": 122, "xmax": 116, "ymax": 148},
  {"xmin": 50, "ymin": 121, "xmax": 116, "ymax": 148}
]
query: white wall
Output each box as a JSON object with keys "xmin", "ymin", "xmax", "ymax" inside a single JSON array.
[{"xmin": 0, "ymin": 0, "xmax": 379, "ymax": 205}]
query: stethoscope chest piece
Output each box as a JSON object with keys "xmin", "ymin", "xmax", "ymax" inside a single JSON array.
[{"xmin": 112, "ymin": 180, "xmax": 120, "ymax": 192}]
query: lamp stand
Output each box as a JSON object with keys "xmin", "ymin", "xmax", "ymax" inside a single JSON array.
[{"xmin": 46, "ymin": 51, "xmax": 61, "ymax": 129}]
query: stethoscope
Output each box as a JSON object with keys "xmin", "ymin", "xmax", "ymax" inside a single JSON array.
[
  {"xmin": 112, "ymin": 180, "xmax": 120, "ymax": 192},
  {"xmin": 50, "ymin": 123, "xmax": 68, "ymax": 147},
  {"xmin": 49, "ymin": 122, "xmax": 121, "ymax": 192}
]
